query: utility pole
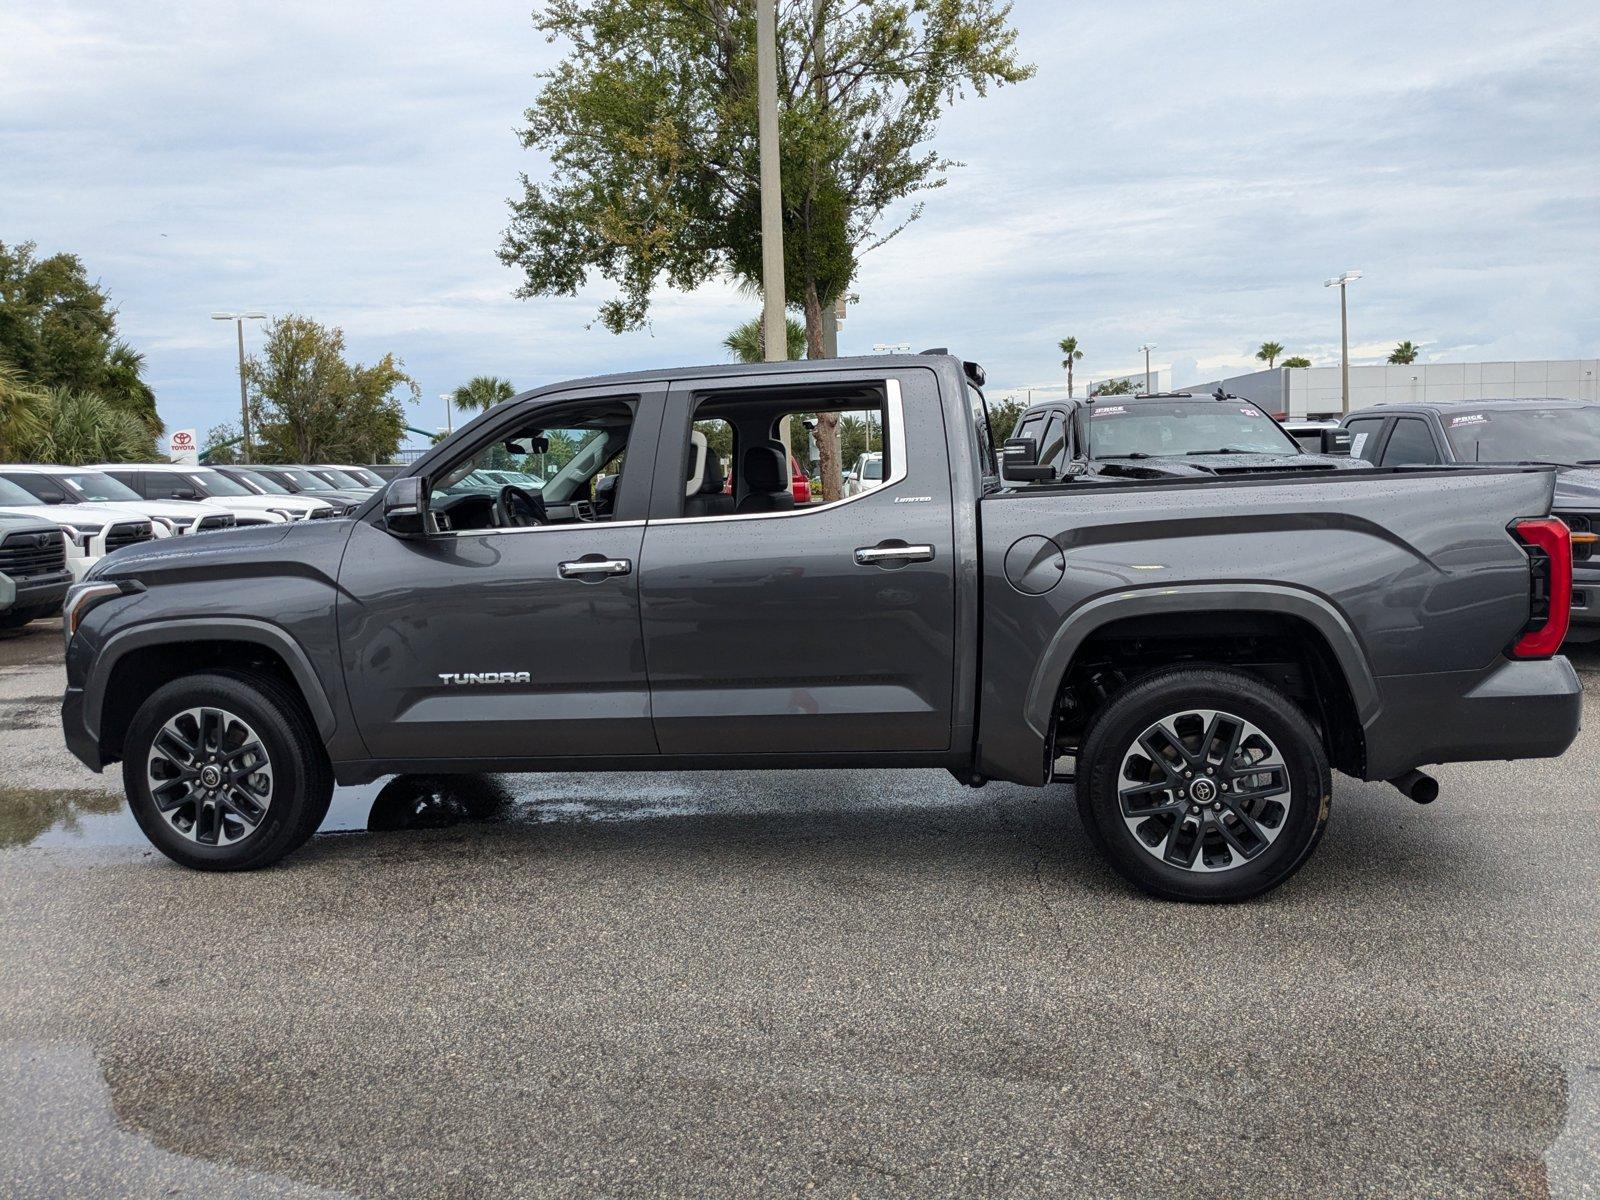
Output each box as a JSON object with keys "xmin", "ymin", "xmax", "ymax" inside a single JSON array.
[
  {"xmin": 1139, "ymin": 343, "xmax": 1156, "ymax": 394},
  {"xmin": 211, "ymin": 312, "xmax": 266, "ymax": 462},
  {"xmin": 756, "ymin": 0, "xmax": 786, "ymax": 363},
  {"xmin": 1324, "ymin": 269, "xmax": 1362, "ymax": 415}
]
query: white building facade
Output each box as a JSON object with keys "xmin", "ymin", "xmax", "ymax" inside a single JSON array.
[{"xmin": 1182, "ymin": 359, "xmax": 1600, "ymax": 419}]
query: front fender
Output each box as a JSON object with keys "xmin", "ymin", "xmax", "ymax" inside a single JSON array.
[{"xmin": 83, "ymin": 617, "xmax": 338, "ymax": 742}]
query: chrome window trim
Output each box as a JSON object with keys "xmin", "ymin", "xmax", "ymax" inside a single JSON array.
[
  {"xmin": 651, "ymin": 378, "xmax": 906, "ymax": 527},
  {"xmin": 423, "ymin": 378, "xmax": 904, "ymax": 538},
  {"xmin": 439, "ymin": 519, "xmax": 647, "ymax": 539}
]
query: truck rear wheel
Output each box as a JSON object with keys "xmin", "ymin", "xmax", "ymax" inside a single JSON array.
[
  {"xmin": 1076, "ymin": 667, "xmax": 1331, "ymax": 902},
  {"xmin": 122, "ymin": 670, "xmax": 334, "ymax": 871}
]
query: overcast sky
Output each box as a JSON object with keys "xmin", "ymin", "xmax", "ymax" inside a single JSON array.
[{"xmin": 3, "ymin": 0, "xmax": 1597, "ymax": 443}]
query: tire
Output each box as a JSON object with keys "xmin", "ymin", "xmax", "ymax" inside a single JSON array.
[
  {"xmin": 122, "ymin": 670, "xmax": 334, "ymax": 871},
  {"xmin": 1076, "ymin": 667, "xmax": 1332, "ymax": 903}
]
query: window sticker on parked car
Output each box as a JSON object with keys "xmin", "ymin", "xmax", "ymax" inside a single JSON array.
[
  {"xmin": 1450, "ymin": 413, "xmax": 1488, "ymax": 427},
  {"xmin": 1092, "ymin": 406, "xmax": 1127, "ymax": 416},
  {"xmin": 1349, "ymin": 432, "xmax": 1368, "ymax": 457}
]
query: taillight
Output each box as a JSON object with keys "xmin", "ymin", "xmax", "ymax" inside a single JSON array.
[{"xmin": 1509, "ymin": 517, "xmax": 1571, "ymax": 658}]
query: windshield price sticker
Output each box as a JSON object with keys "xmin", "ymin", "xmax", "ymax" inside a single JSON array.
[
  {"xmin": 1349, "ymin": 432, "xmax": 1368, "ymax": 456},
  {"xmin": 1093, "ymin": 406, "xmax": 1127, "ymax": 416},
  {"xmin": 1450, "ymin": 413, "xmax": 1489, "ymax": 427}
]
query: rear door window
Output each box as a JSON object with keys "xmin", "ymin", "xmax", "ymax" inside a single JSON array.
[{"xmin": 1380, "ymin": 418, "xmax": 1441, "ymax": 466}]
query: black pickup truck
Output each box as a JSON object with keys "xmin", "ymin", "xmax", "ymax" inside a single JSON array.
[
  {"xmin": 59, "ymin": 353, "xmax": 1581, "ymax": 900},
  {"xmin": 1002, "ymin": 391, "xmax": 1359, "ymax": 482},
  {"xmin": 1343, "ymin": 398, "xmax": 1600, "ymax": 641}
]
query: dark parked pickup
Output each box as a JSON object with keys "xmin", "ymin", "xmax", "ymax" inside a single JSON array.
[
  {"xmin": 59, "ymin": 354, "xmax": 1581, "ymax": 901},
  {"xmin": 1002, "ymin": 391, "xmax": 1361, "ymax": 482},
  {"xmin": 1343, "ymin": 398, "xmax": 1600, "ymax": 641}
]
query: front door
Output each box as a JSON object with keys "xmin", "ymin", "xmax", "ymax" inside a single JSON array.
[
  {"xmin": 637, "ymin": 369, "xmax": 958, "ymax": 755},
  {"xmin": 337, "ymin": 387, "xmax": 663, "ymax": 762}
]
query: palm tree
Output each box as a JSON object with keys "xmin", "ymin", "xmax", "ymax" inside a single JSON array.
[
  {"xmin": 1256, "ymin": 341, "xmax": 1284, "ymax": 369},
  {"xmin": 14, "ymin": 388, "xmax": 158, "ymax": 465},
  {"xmin": 1281, "ymin": 356, "xmax": 1312, "ymax": 369},
  {"xmin": 0, "ymin": 358, "xmax": 48, "ymax": 460},
  {"xmin": 451, "ymin": 375, "xmax": 516, "ymax": 413},
  {"xmin": 1059, "ymin": 336, "xmax": 1083, "ymax": 397},
  {"xmin": 724, "ymin": 315, "xmax": 806, "ymax": 364},
  {"xmin": 99, "ymin": 342, "xmax": 162, "ymax": 433},
  {"xmin": 1387, "ymin": 341, "xmax": 1419, "ymax": 365}
]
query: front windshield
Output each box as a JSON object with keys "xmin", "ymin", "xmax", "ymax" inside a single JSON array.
[
  {"xmin": 316, "ymin": 468, "xmax": 367, "ymax": 489},
  {"xmin": 1440, "ymin": 407, "xmax": 1600, "ymax": 464},
  {"xmin": 234, "ymin": 469, "xmax": 291, "ymax": 495},
  {"xmin": 863, "ymin": 459, "xmax": 882, "ymax": 479},
  {"xmin": 1084, "ymin": 400, "xmax": 1299, "ymax": 458},
  {"xmin": 59, "ymin": 472, "xmax": 142, "ymax": 502},
  {"xmin": 0, "ymin": 476, "xmax": 41, "ymax": 506},
  {"xmin": 188, "ymin": 469, "xmax": 251, "ymax": 497},
  {"xmin": 276, "ymin": 468, "xmax": 338, "ymax": 492}
]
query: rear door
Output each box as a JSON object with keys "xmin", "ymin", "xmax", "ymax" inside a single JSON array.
[{"xmin": 636, "ymin": 367, "xmax": 958, "ymax": 754}]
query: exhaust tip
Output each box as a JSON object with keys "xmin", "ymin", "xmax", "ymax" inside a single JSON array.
[{"xmin": 1389, "ymin": 769, "xmax": 1439, "ymax": 805}]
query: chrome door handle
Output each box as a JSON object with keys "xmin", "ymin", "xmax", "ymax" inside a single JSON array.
[
  {"xmin": 558, "ymin": 558, "xmax": 632, "ymax": 578},
  {"xmin": 854, "ymin": 544, "xmax": 935, "ymax": 566}
]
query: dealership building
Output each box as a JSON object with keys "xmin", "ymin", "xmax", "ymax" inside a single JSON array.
[{"xmin": 1181, "ymin": 359, "xmax": 1600, "ymax": 419}]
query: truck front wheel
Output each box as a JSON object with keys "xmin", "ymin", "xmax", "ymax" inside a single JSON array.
[
  {"xmin": 122, "ymin": 670, "xmax": 334, "ymax": 871},
  {"xmin": 1076, "ymin": 667, "xmax": 1331, "ymax": 902}
]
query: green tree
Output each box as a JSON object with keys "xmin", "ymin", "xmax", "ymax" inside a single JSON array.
[
  {"xmin": 1256, "ymin": 341, "xmax": 1284, "ymax": 368},
  {"xmin": 452, "ymin": 375, "xmax": 517, "ymax": 414},
  {"xmin": 987, "ymin": 396, "xmax": 1026, "ymax": 443},
  {"xmin": 1090, "ymin": 378, "xmax": 1136, "ymax": 397},
  {"xmin": 1388, "ymin": 341, "xmax": 1419, "ymax": 365},
  {"xmin": 1281, "ymin": 356, "xmax": 1312, "ymax": 369},
  {"xmin": 724, "ymin": 314, "xmax": 807, "ymax": 364},
  {"xmin": 501, "ymin": 0, "xmax": 1032, "ymax": 500},
  {"xmin": 0, "ymin": 241, "xmax": 161, "ymax": 433},
  {"xmin": 1058, "ymin": 336, "xmax": 1083, "ymax": 397},
  {"xmin": 241, "ymin": 315, "xmax": 419, "ymax": 464},
  {"xmin": 11, "ymin": 388, "xmax": 159, "ymax": 465},
  {"xmin": 0, "ymin": 358, "xmax": 49, "ymax": 460}
]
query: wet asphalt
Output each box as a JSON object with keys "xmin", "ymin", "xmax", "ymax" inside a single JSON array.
[{"xmin": 0, "ymin": 620, "xmax": 1596, "ymax": 1199}]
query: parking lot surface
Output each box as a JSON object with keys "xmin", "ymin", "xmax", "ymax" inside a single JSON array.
[{"xmin": 1, "ymin": 619, "xmax": 1597, "ymax": 1198}]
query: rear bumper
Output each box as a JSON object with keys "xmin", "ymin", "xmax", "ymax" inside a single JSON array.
[{"xmin": 1363, "ymin": 656, "xmax": 1581, "ymax": 779}]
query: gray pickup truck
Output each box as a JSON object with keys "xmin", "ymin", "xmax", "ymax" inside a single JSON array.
[{"xmin": 59, "ymin": 353, "xmax": 1581, "ymax": 901}]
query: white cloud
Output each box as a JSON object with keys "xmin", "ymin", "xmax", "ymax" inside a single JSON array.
[{"xmin": 2, "ymin": 0, "xmax": 1596, "ymax": 444}]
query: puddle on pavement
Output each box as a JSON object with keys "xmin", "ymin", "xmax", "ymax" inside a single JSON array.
[{"xmin": 0, "ymin": 773, "xmax": 780, "ymax": 851}]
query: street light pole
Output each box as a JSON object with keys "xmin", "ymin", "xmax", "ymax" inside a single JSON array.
[
  {"xmin": 1323, "ymin": 270, "xmax": 1362, "ymax": 415},
  {"xmin": 440, "ymin": 394, "xmax": 454, "ymax": 436},
  {"xmin": 1139, "ymin": 343, "xmax": 1156, "ymax": 394},
  {"xmin": 755, "ymin": 0, "xmax": 786, "ymax": 364},
  {"xmin": 211, "ymin": 311, "xmax": 266, "ymax": 462}
]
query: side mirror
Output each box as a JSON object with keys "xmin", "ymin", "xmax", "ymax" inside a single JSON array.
[
  {"xmin": 173, "ymin": 487, "xmax": 200, "ymax": 501},
  {"xmin": 1320, "ymin": 428, "xmax": 1353, "ymax": 455},
  {"xmin": 1001, "ymin": 436, "xmax": 1057, "ymax": 483},
  {"xmin": 382, "ymin": 476, "xmax": 430, "ymax": 538}
]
